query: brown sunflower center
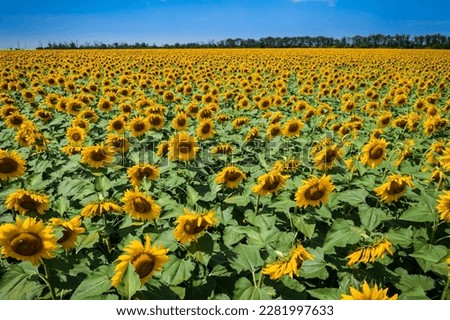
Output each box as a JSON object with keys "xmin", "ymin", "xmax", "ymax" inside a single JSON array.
[
  {"xmin": 57, "ymin": 226, "xmax": 72, "ymax": 244},
  {"xmin": 178, "ymin": 141, "xmax": 192, "ymax": 154},
  {"xmin": 10, "ymin": 232, "xmax": 43, "ymax": 256},
  {"xmin": 225, "ymin": 170, "xmax": 241, "ymax": 182},
  {"xmin": 150, "ymin": 117, "xmax": 162, "ymax": 126},
  {"xmin": 113, "ymin": 121, "xmax": 124, "ymax": 130},
  {"xmin": 132, "ymin": 197, "xmax": 152, "ymax": 213},
  {"xmin": 133, "ymin": 122, "xmax": 145, "ymax": 132},
  {"xmin": 201, "ymin": 123, "xmax": 211, "ymax": 134},
  {"xmin": 262, "ymin": 176, "xmax": 281, "ymax": 191},
  {"xmin": 270, "ymin": 127, "xmax": 280, "ymax": 136},
  {"xmin": 72, "ymin": 133, "xmax": 81, "ymax": 141},
  {"xmin": 381, "ymin": 117, "xmax": 390, "ymax": 125},
  {"xmin": 177, "ymin": 118, "xmax": 186, "ymax": 126},
  {"xmin": 323, "ymin": 150, "xmax": 338, "ymax": 163},
  {"xmin": 112, "ymin": 138, "xmax": 125, "ymax": 149},
  {"xmin": 369, "ymin": 146, "xmax": 384, "ymax": 160},
  {"xmin": 10, "ymin": 116, "xmax": 24, "ymax": 125},
  {"xmin": 288, "ymin": 123, "xmax": 299, "ymax": 132},
  {"xmin": 305, "ymin": 184, "xmax": 325, "ymax": 201},
  {"xmin": 183, "ymin": 220, "xmax": 206, "ymax": 235},
  {"xmin": 90, "ymin": 149, "xmax": 107, "ymax": 162},
  {"xmin": 0, "ymin": 157, "xmax": 18, "ymax": 174},
  {"xmin": 137, "ymin": 167, "xmax": 154, "ymax": 180},
  {"xmin": 18, "ymin": 194, "xmax": 39, "ymax": 210},
  {"xmin": 387, "ymin": 181, "xmax": 407, "ymax": 195},
  {"xmin": 132, "ymin": 253, "xmax": 155, "ymax": 279}
]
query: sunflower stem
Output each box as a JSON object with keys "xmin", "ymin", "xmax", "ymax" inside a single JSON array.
[
  {"xmin": 42, "ymin": 261, "xmax": 57, "ymax": 300},
  {"xmin": 430, "ymin": 218, "xmax": 439, "ymax": 244},
  {"xmin": 441, "ymin": 276, "xmax": 449, "ymax": 300},
  {"xmin": 257, "ymin": 272, "xmax": 264, "ymax": 288},
  {"xmin": 102, "ymin": 213, "xmax": 112, "ymax": 253},
  {"xmin": 254, "ymin": 195, "xmax": 260, "ymax": 214}
]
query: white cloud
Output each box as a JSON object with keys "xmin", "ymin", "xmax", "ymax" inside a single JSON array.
[{"xmin": 291, "ymin": 0, "xmax": 337, "ymax": 7}]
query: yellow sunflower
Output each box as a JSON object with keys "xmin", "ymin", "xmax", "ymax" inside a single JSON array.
[
  {"xmin": 107, "ymin": 115, "xmax": 127, "ymax": 133},
  {"xmin": 61, "ymin": 145, "xmax": 83, "ymax": 156},
  {"xmin": 436, "ymin": 190, "xmax": 450, "ymax": 223},
  {"xmin": 172, "ymin": 112, "xmax": 189, "ymax": 131},
  {"xmin": 106, "ymin": 134, "xmax": 130, "ymax": 154},
  {"xmin": 360, "ymin": 138, "xmax": 389, "ymax": 168},
  {"xmin": 196, "ymin": 119, "xmax": 215, "ymax": 140},
  {"xmin": 6, "ymin": 189, "xmax": 50, "ymax": 215},
  {"xmin": 266, "ymin": 123, "xmax": 282, "ymax": 140},
  {"xmin": 48, "ymin": 216, "xmax": 85, "ymax": 250},
  {"xmin": 112, "ymin": 234, "xmax": 169, "ymax": 287},
  {"xmin": 121, "ymin": 188, "xmax": 161, "ymax": 222},
  {"xmin": 244, "ymin": 127, "xmax": 259, "ymax": 142},
  {"xmin": 374, "ymin": 174, "xmax": 413, "ymax": 204},
  {"xmin": 439, "ymin": 148, "xmax": 450, "ymax": 171},
  {"xmin": 252, "ymin": 170, "xmax": 289, "ymax": 196},
  {"xmin": 215, "ymin": 166, "xmax": 247, "ymax": 189},
  {"xmin": 80, "ymin": 200, "xmax": 122, "ymax": 218},
  {"xmin": 156, "ymin": 140, "xmax": 169, "ymax": 157},
  {"xmin": 313, "ymin": 144, "xmax": 343, "ymax": 171},
  {"xmin": 128, "ymin": 116, "xmax": 150, "ymax": 137},
  {"xmin": 211, "ymin": 143, "xmax": 234, "ymax": 155},
  {"xmin": 0, "ymin": 149, "xmax": 27, "ymax": 181},
  {"xmin": 80, "ymin": 144, "xmax": 115, "ymax": 168},
  {"xmin": 346, "ymin": 239, "xmax": 394, "ymax": 266},
  {"xmin": 127, "ymin": 163, "xmax": 160, "ymax": 188},
  {"xmin": 5, "ymin": 112, "xmax": 27, "ymax": 129},
  {"xmin": 173, "ymin": 209, "xmax": 218, "ymax": 244},
  {"xmin": 66, "ymin": 126, "xmax": 86, "ymax": 146},
  {"xmin": 295, "ymin": 174, "xmax": 335, "ymax": 208},
  {"xmin": 341, "ymin": 281, "xmax": 398, "ymax": 300},
  {"xmin": 168, "ymin": 132, "xmax": 199, "ymax": 162},
  {"xmin": 148, "ymin": 114, "xmax": 165, "ymax": 131},
  {"xmin": 262, "ymin": 243, "xmax": 314, "ymax": 280},
  {"xmin": 282, "ymin": 118, "xmax": 304, "ymax": 137},
  {"xmin": 0, "ymin": 216, "xmax": 58, "ymax": 265}
]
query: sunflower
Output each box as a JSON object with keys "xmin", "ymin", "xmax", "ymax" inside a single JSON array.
[
  {"xmin": 172, "ymin": 112, "xmax": 189, "ymax": 131},
  {"xmin": 6, "ymin": 189, "xmax": 50, "ymax": 215},
  {"xmin": 168, "ymin": 132, "xmax": 199, "ymax": 162},
  {"xmin": 436, "ymin": 190, "xmax": 450, "ymax": 223},
  {"xmin": 71, "ymin": 117, "xmax": 90, "ymax": 130},
  {"xmin": 196, "ymin": 119, "xmax": 215, "ymax": 140},
  {"xmin": 439, "ymin": 148, "xmax": 450, "ymax": 171},
  {"xmin": 374, "ymin": 174, "xmax": 413, "ymax": 204},
  {"xmin": 148, "ymin": 114, "xmax": 165, "ymax": 131},
  {"xmin": 0, "ymin": 216, "xmax": 58, "ymax": 265},
  {"xmin": 394, "ymin": 139, "xmax": 414, "ymax": 167},
  {"xmin": 80, "ymin": 200, "xmax": 122, "ymax": 218},
  {"xmin": 377, "ymin": 112, "xmax": 392, "ymax": 128},
  {"xmin": 81, "ymin": 144, "xmax": 115, "ymax": 168},
  {"xmin": 341, "ymin": 281, "xmax": 398, "ymax": 300},
  {"xmin": 61, "ymin": 145, "xmax": 83, "ymax": 156},
  {"xmin": 66, "ymin": 126, "xmax": 86, "ymax": 146},
  {"xmin": 156, "ymin": 140, "xmax": 169, "ymax": 157},
  {"xmin": 48, "ymin": 216, "xmax": 85, "ymax": 250},
  {"xmin": 173, "ymin": 209, "xmax": 218, "ymax": 244},
  {"xmin": 252, "ymin": 170, "xmax": 289, "ymax": 196},
  {"xmin": 112, "ymin": 234, "xmax": 169, "ymax": 287},
  {"xmin": 128, "ymin": 116, "xmax": 150, "ymax": 137},
  {"xmin": 274, "ymin": 158, "xmax": 301, "ymax": 173},
  {"xmin": 211, "ymin": 143, "xmax": 234, "ymax": 155},
  {"xmin": 34, "ymin": 108, "xmax": 53, "ymax": 122},
  {"xmin": 266, "ymin": 123, "xmax": 282, "ymax": 140},
  {"xmin": 0, "ymin": 149, "xmax": 27, "ymax": 181},
  {"xmin": 313, "ymin": 144, "xmax": 343, "ymax": 171},
  {"xmin": 106, "ymin": 134, "xmax": 130, "ymax": 153},
  {"xmin": 97, "ymin": 97, "xmax": 114, "ymax": 112},
  {"xmin": 360, "ymin": 138, "xmax": 389, "ymax": 168},
  {"xmin": 282, "ymin": 118, "xmax": 304, "ymax": 137},
  {"xmin": 107, "ymin": 115, "xmax": 126, "ymax": 133},
  {"xmin": 244, "ymin": 127, "xmax": 259, "ymax": 142},
  {"xmin": 215, "ymin": 166, "xmax": 247, "ymax": 189},
  {"xmin": 346, "ymin": 239, "xmax": 394, "ymax": 266},
  {"xmin": 262, "ymin": 243, "xmax": 314, "ymax": 280},
  {"xmin": 295, "ymin": 174, "xmax": 335, "ymax": 208},
  {"xmin": 5, "ymin": 112, "xmax": 27, "ymax": 129},
  {"xmin": 66, "ymin": 98, "xmax": 84, "ymax": 115},
  {"xmin": 127, "ymin": 163, "xmax": 160, "ymax": 188},
  {"xmin": 121, "ymin": 188, "xmax": 161, "ymax": 222},
  {"xmin": 78, "ymin": 108, "xmax": 99, "ymax": 123}
]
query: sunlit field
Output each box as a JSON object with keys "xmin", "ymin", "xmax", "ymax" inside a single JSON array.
[{"xmin": 0, "ymin": 48, "xmax": 449, "ymax": 300}]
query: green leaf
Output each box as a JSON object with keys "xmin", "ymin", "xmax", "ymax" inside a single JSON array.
[
  {"xmin": 71, "ymin": 265, "xmax": 113, "ymax": 300},
  {"xmin": 116, "ymin": 262, "xmax": 141, "ymax": 299},
  {"xmin": 94, "ymin": 176, "xmax": 111, "ymax": 193},
  {"xmin": 300, "ymin": 248, "xmax": 328, "ymax": 280},
  {"xmin": 76, "ymin": 232, "xmax": 99, "ymax": 253},
  {"xmin": 224, "ymin": 195, "xmax": 251, "ymax": 207},
  {"xmin": 160, "ymin": 257, "xmax": 195, "ymax": 286},
  {"xmin": 233, "ymin": 277, "xmax": 275, "ymax": 300},
  {"xmin": 358, "ymin": 206, "xmax": 388, "ymax": 231},
  {"xmin": 223, "ymin": 225, "xmax": 246, "ymax": 247},
  {"xmin": 292, "ymin": 214, "xmax": 316, "ymax": 239},
  {"xmin": 307, "ymin": 288, "xmax": 344, "ymax": 300},
  {"xmin": 54, "ymin": 196, "xmax": 69, "ymax": 216},
  {"xmin": 409, "ymin": 244, "xmax": 448, "ymax": 276},
  {"xmin": 230, "ymin": 243, "xmax": 264, "ymax": 273},
  {"xmin": 337, "ymin": 189, "xmax": 369, "ymax": 207},
  {"xmin": 400, "ymin": 205, "xmax": 437, "ymax": 222},
  {"xmin": 323, "ymin": 219, "xmax": 362, "ymax": 254},
  {"xmin": 396, "ymin": 274, "xmax": 434, "ymax": 293},
  {"xmin": 0, "ymin": 263, "xmax": 43, "ymax": 299},
  {"xmin": 186, "ymin": 185, "xmax": 199, "ymax": 206},
  {"xmin": 386, "ymin": 228, "xmax": 413, "ymax": 247}
]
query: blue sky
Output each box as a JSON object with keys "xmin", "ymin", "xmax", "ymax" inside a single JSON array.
[{"xmin": 1, "ymin": 0, "xmax": 449, "ymax": 48}]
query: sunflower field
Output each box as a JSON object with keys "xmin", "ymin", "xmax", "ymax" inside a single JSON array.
[{"xmin": 0, "ymin": 48, "xmax": 449, "ymax": 300}]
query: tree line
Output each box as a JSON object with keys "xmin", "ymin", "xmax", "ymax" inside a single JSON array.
[{"xmin": 38, "ymin": 34, "xmax": 450, "ymax": 50}]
